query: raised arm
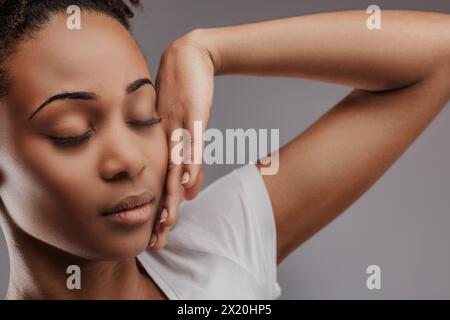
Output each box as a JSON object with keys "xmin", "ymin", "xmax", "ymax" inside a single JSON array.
[
  {"xmin": 201, "ymin": 10, "xmax": 450, "ymax": 90},
  {"xmin": 188, "ymin": 10, "xmax": 450, "ymax": 264},
  {"xmin": 152, "ymin": 10, "xmax": 450, "ymax": 260}
]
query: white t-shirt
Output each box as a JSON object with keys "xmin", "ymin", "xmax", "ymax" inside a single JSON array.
[{"xmin": 137, "ymin": 163, "xmax": 282, "ymax": 299}]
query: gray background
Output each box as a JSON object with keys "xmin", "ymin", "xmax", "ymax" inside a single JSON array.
[{"xmin": 1, "ymin": 0, "xmax": 450, "ymax": 299}]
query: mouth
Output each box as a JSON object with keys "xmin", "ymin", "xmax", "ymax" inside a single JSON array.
[
  {"xmin": 100, "ymin": 192, "xmax": 153, "ymax": 216},
  {"xmin": 100, "ymin": 192, "xmax": 154, "ymax": 225}
]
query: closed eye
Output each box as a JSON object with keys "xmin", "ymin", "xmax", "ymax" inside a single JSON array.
[
  {"xmin": 48, "ymin": 118, "xmax": 162, "ymax": 147},
  {"xmin": 126, "ymin": 117, "xmax": 162, "ymax": 127}
]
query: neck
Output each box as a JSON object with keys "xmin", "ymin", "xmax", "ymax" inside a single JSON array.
[{"xmin": 4, "ymin": 226, "xmax": 160, "ymax": 300}]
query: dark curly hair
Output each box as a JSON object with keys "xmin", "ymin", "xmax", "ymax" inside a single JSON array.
[{"xmin": 0, "ymin": 0, "xmax": 141, "ymax": 97}]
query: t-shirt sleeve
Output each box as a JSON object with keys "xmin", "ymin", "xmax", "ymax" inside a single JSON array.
[{"xmin": 172, "ymin": 163, "xmax": 282, "ymax": 299}]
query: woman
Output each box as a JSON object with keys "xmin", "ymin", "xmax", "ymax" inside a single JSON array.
[{"xmin": 0, "ymin": 1, "xmax": 449, "ymax": 299}]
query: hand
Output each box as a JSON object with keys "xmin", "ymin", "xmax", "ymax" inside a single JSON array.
[{"xmin": 149, "ymin": 31, "xmax": 216, "ymax": 250}]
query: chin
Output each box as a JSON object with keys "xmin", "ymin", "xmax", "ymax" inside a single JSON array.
[
  {"xmin": 102, "ymin": 232, "xmax": 152, "ymax": 261},
  {"xmin": 69, "ymin": 225, "xmax": 153, "ymax": 261}
]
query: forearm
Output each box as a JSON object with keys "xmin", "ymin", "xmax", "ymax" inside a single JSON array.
[{"xmin": 187, "ymin": 10, "xmax": 450, "ymax": 91}]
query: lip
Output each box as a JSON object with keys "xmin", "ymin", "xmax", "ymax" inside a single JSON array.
[
  {"xmin": 102, "ymin": 202, "xmax": 153, "ymax": 226},
  {"xmin": 101, "ymin": 192, "xmax": 154, "ymax": 216}
]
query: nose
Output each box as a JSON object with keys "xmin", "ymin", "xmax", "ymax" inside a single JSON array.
[{"xmin": 98, "ymin": 123, "xmax": 147, "ymax": 181}]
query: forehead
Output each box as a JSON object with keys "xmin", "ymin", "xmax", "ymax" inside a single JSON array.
[{"xmin": 7, "ymin": 12, "xmax": 151, "ymax": 108}]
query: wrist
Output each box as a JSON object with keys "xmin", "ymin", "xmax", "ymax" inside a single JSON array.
[{"xmin": 170, "ymin": 28, "xmax": 224, "ymax": 75}]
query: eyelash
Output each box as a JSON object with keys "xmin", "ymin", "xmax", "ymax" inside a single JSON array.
[{"xmin": 48, "ymin": 117, "xmax": 162, "ymax": 147}]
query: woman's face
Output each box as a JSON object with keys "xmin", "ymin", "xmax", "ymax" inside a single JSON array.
[{"xmin": 0, "ymin": 12, "xmax": 168, "ymax": 260}]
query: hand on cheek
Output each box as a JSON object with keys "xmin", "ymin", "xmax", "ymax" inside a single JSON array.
[
  {"xmin": 148, "ymin": 165, "xmax": 204, "ymax": 251},
  {"xmin": 148, "ymin": 162, "xmax": 183, "ymax": 251}
]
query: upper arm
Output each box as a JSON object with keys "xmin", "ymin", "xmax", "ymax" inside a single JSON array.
[{"xmin": 257, "ymin": 66, "xmax": 450, "ymax": 265}]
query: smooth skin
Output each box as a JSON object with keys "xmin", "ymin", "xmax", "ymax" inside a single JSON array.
[
  {"xmin": 0, "ymin": 9, "xmax": 449, "ymax": 300},
  {"xmin": 155, "ymin": 10, "xmax": 450, "ymax": 266},
  {"xmin": 0, "ymin": 12, "xmax": 169, "ymax": 299}
]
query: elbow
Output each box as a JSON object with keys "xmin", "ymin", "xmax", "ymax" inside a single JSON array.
[
  {"xmin": 443, "ymin": 57, "xmax": 450, "ymax": 100},
  {"xmin": 428, "ymin": 38, "xmax": 450, "ymax": 99},
  {"xmin": 444, "ymin": 38, "xmax": 450, "ymax": 74},
  {"xmin": 428, "ymin": 15, "xmax": 450, "ymax": 97},
  {"xmin": 444, "ymin": 48, "xmax": 450, "ymax": 98},
  {"xmin": 442, "ymin": 21, "xmax": 450, "ymax": 95}
]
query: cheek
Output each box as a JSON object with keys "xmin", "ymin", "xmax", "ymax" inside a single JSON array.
[
  {"xmin": 139, "ymin": 128, "xmax": 169, "ymax": 221},
  {"xmin": 1, "ymin": 123, "xmax": 170, "ymax": 258},
  {"xmin": 19, "ymin": 138, "xmax": 94, "ymax": 196},
  {"xmin": 5, "ymin": 135, "xmax": 96, "ymax": 222},
  {"xmin": 147, "ymin": 127, "xmax": 169, "ymax": 189},
  {"xmin": 0, "ymin": 115, "xmax": 74, "ymax": 243},
  {"xmin": 152, "ymin": 149, "xmax": 169, "ymax": 235},
  {"xmin": 10, "ymin": 126, "xmax": 169, "ymax": 216},
  {"xmin": 0, "ymin": 137, "xmax": 95, "ymax": 254}
]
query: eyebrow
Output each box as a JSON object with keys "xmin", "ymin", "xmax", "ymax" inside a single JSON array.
[{"xmin": 28, "ymin": 77, "xmax": 154, "ymax": 121}]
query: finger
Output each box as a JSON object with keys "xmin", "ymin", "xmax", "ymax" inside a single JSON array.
[
  {"xmin": 149, "ymin": 174, "xmax": 181, "ymax": 251},
  {"xmin": 164, "ymin": 120, "xmax": 184, "ymax": 228},
  {"xmin": 150, "ymin": 225, "xmax": 171, "ymax": 251},
  {"xmin": 181, "ymin": 112, "xmax": 208, "ymax": 190},
  {"xmin": 147, "ymin": 169, "xmax": 168, "ymax": 250},
  {"xmin": 151, "ymin": 197, "xmax": 180, "ymax": 251},
  {"xmin": 150, "ymin": 132, "xmax": 183, "ymax": 251},
  {"xmin": 183, "ymin": 165, "xmax": 204, "ymax": 200},
  {"xmin": 150, "ymin": 199, "xmax": 172, "ymax": 250},
  {"xmin": 148, "ymin": 202, "xmax": 165, "ymax": 249}
]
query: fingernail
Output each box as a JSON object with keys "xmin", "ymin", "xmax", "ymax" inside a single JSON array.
[
  {"xmin": 159, "ymin": 208, "xmax": 168, "ymax": 224},
  {"xmin": 150, "ymin": 234, "xmax": 157, "ymax": 247},
  {"xmin": 181, "ymin": 171, "xmax": 190, "ymax": 185}
]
